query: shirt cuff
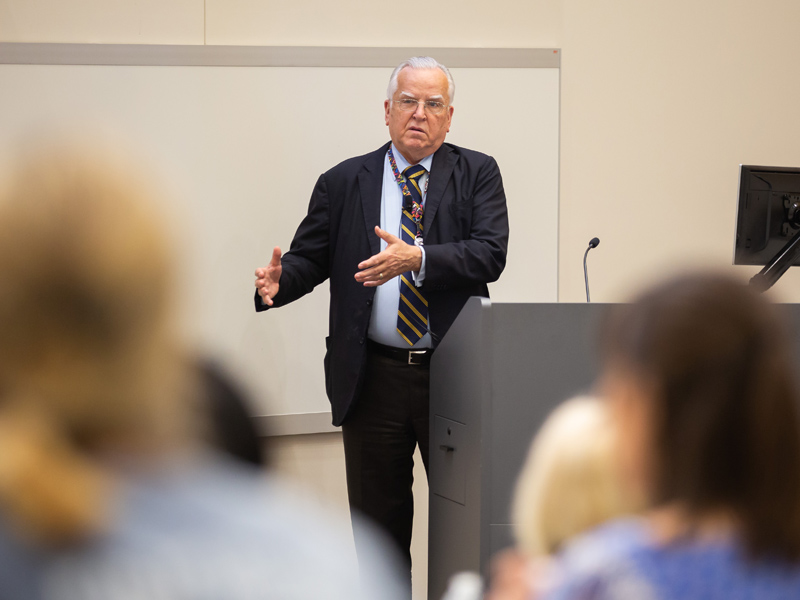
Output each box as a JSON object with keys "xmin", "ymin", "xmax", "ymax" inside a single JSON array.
[{"xmin": 412, "ymin": 247, "xmax": 426, "ymax": 286}]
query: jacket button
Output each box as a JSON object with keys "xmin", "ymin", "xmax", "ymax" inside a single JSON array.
[
  {"xmin": 366, "ymin": 299, "xmax": 373, "ymax": 306},
  {"xmin": 359, "ymin": 337, "xmax": 365, "ymax": 345}
]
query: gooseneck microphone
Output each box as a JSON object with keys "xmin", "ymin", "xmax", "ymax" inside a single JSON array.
[{"xmin": 584, "ymin": 237, "xmax": 600, "ymax": 303}]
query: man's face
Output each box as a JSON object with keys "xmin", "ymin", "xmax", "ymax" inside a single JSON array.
[{"xmin": 384, "ymin": 67, "xmax": 454, "ymax": 165}]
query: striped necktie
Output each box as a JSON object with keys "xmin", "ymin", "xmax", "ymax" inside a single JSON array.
[{"xmin": 396, "ymin": 164, "xmax": 429, "ymax": 346}]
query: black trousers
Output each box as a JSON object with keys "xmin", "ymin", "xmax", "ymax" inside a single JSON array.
[{"xmin": 341, "ymin": 347, "xmax": 430, "ymax": 592}]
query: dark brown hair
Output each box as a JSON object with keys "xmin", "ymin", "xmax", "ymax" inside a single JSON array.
[{"xmin": 603, "ymin": 272, "xmax": 800, "ymax": 561}]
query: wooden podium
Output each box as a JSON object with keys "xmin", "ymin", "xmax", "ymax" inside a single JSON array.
[{"xmin": 427, "ymin": 298, "xmax": 610, "ymax": 599}]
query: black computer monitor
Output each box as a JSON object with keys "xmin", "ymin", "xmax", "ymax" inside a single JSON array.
[{"xmin": 734, "ymin": 165, "xmax": 800, "ymax": 290}]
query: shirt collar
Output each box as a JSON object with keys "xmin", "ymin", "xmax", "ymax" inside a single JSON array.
[{"xmin": 390, "ymin": 144, "xmax": 434, "ymax": 173}]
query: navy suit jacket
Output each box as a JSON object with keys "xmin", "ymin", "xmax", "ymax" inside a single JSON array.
[{"xmin": 255, "ymin": 142, "xmax": 509, "ymax": 425}]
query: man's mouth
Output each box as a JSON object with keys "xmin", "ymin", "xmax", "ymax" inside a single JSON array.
[{"xmin": 408, "ymin": 126, "xmax": 425, "ymax": 134}]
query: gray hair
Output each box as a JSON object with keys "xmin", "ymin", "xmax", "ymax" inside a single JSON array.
[{"xmin": 386, "ymin": 56, "xmax": 455, "ymax": 104}]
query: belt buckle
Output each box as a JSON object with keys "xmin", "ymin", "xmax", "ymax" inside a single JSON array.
[{"xmin": 408, "ymin": 350, "xmax": 426, "ymax": 365}]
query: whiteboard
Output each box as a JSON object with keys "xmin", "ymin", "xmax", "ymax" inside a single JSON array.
[{"xmin": 0, "ymin": 45, "xmax": 559, "ymax": 428}]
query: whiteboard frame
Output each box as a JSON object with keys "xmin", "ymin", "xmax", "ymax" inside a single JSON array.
[
  {"xmin": 0, "ymin": 43, "xmax": 559, "ymax": 69},
  {"xmin": 0, "ymin": 43, "xmax": 560, "ymax": 436}
]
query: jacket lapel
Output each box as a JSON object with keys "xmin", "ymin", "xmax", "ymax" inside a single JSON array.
[
  {"xmin": 359, "ymin": 143, "xmax": 391, "ymax": 257},
  {"xmin": 423, "ymin": 144, "xmax": 457, "ymax": 234}
]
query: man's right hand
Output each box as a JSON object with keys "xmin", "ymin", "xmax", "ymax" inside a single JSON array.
[{"xmin": 255, "ymin": 246, "xmax": 282, "ymax": 306}]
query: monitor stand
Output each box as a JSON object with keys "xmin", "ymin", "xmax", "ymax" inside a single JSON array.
[{"xmin": 750, "ymin": 225, "xmax": 800, "ymax": 291}]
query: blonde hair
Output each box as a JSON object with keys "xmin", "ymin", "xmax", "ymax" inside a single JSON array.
[
  {"xmin": 511, "ymin": 396, "xmax": 638, "ymax": 556},
  {"xmin": 0, "ymin": 146, "xmax": 191, "ymax": 543}
]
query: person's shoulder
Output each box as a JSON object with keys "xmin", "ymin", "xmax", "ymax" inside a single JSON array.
[
  {"xmin": 439, "ymin": 142, "xmax": 497, "ymax": 166},
  {"xmin": 69, "ymin": 454, "xmax": 408, "ymax": 600},
  {"xmin": 0, "ymin": 514, "xmax": 42, "ymax": 599},
  {"xmin": 323, "ymin": 144, "xmax": 390, "ymax": 178},
  {"xmin": 559, "ymin": 518, "xmax": 649, "ymax": 572},
  {"xmin": 539, "ymin": 518, "xmax": 657, "ymax": 600}
]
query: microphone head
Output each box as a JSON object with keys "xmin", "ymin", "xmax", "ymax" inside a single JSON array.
[{"xmin": 588, "ymin": 237, "xmax": 600, "ymax": 249}]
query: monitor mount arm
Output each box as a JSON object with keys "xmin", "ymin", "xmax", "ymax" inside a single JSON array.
[{"xmin": 750, "ymin": 194, "xmax": 800, "ymax": 292}]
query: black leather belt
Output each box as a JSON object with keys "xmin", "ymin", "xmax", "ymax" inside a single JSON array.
[{"xmin": 367, "ymin": 340, "xmax": 433, "ymax": 366}]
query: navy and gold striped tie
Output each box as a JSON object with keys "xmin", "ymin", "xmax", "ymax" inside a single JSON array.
[{"xmin": 397, "ymin": 164, "xmax": 429, "ymax": 346}]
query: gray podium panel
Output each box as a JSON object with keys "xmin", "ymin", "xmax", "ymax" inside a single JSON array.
[{"xmin": 428, "ymin": 298, "xmax": 609, "ymax": 599}]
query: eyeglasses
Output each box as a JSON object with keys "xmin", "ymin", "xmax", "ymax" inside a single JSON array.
[{"xmin": 392, "ymin": 98, "xmax": 449, "ymax": 115}]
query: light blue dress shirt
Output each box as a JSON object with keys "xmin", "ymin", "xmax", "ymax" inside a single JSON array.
[{"xmin": 367, "ymin": 144, "xmax": 433, "ymax": 349}]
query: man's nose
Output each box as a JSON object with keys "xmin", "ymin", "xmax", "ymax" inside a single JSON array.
[{"xmin": 412, "ymin": 101, "xmax": 427, "ymax": 119}]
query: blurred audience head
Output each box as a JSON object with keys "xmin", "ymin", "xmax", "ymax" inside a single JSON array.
[
  {"xmin": 195, "ymin": 359, "xmax": 267, "ymax": 468},
  {"xmin": 511, "ymin": 395, "xmax": 638, "ymax": 557},
  {"xmin": 601, "ymin": 271, "xmax": 800, "ymax": 560},
  {"xmin": 0, "ymin": 145, "xmax": 191, "ymax": 543}
]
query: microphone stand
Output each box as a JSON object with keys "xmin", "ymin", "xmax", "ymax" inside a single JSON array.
[
  {"xmin": 583, "ymin": 246, "xmax": 593, "ymax": 302},
  {"xmin": 584, "ymin": 237, "xmax": 599, "ymax": 302}
]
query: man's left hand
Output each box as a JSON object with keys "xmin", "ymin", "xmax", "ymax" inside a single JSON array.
[{"xmin": 355, "ymin": 226, "xmax": 422, "ymax": 287}]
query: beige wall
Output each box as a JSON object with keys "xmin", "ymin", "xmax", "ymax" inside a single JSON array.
[
  {"xmin": 559, "ymin": 0, "xmax": 800, "ymax": 303},
  {"xmin": 5, "ymin": 0, "xmax": 800, "ymax": 596},
  {"xmin": 0, "ymin": 0, "xmax": 561, "ymax": 46},
  {"xmin": 5, "ymin": 0, "xmax": 800, "ymax": 300},
  {"xmin": 0, "ymin": 0, "xmax": 204, "ymax": 43}
]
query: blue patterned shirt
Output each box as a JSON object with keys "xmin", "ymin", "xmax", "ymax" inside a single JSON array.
[{"xmin": 541, "ymin": 518, "xmax": 800, "ymax": 600}]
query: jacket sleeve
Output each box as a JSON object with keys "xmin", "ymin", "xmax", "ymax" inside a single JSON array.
[
  {"xmin": 254, "ymin": 174, "xmax": 331, "ymax": 312},
  {"xmin": 421, "ymin": 156, "xmax": 509, "ymax": 290}
]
